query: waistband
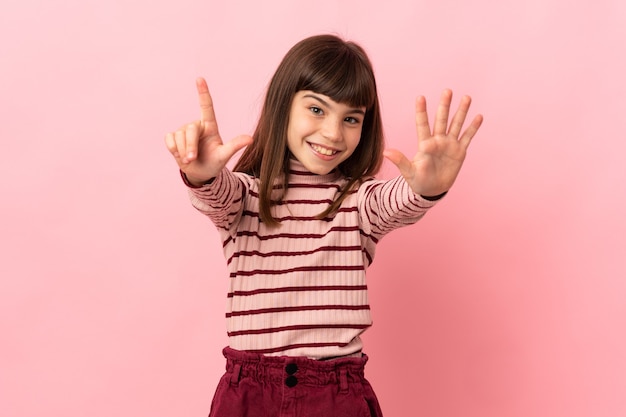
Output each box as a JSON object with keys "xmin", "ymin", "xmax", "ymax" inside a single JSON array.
[{"xmin": 222, "ymin": 347, "xmax": 369, "ymax": 388}]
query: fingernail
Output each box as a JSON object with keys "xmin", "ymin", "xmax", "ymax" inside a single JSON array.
[{"xmin": 187, "ymin": 152, "xmax": 194, "ymax": 160}]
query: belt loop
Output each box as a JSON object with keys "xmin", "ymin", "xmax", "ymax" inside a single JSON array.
[
  {"xmin": 230, "ymin": 363, "xmax": 242, "ymax": 386},
  {"xmin": 339, "ymin": 368, "xmax": 349, "ymax": 394}
]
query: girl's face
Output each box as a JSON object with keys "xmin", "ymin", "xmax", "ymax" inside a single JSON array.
[{"xmin": 287, "ymin": 90, "xmax": 365, "ymax": 175}]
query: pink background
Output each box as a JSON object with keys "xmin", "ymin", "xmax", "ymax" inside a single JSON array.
[{"xmin": 2, "ymin": 0, "xmax": 625, "ymax": 416}]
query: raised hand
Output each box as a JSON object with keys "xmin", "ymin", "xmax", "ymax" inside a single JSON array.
[
  {"xmin": 383, "ymin": 89, "xmax": 483, "ymax": 197},
  {"xmin": 164, "ymin": 78, "xmax": 253, "ymax": 185}
]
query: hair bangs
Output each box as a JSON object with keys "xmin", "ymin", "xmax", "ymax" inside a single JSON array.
[{"xmin": 297, "ymin": 44, "xmax": 377, "ymax": 110}]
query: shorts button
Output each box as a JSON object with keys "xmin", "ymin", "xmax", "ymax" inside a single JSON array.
[
  {"xmin": 285, "ymin": 375, "xmax": 298, "ymax": 388},
  {"xmin": 285, "ymin": 363, "xmax": 298, "ymax": 375}
]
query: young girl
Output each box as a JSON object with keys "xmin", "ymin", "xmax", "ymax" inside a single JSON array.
[{"xmin": 165, "ymin": 34, "xmax": 482, "ymax": 417}]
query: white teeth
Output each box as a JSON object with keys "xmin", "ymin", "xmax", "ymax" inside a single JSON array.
[{"xmin": 310, "ymin": 143, "xmax": 338, "ymax": 156}]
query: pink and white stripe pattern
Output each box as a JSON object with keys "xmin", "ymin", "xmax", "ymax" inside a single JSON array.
[{"xmin": 187, "ymin": 160, "xmax": 438, "ymax": 359}]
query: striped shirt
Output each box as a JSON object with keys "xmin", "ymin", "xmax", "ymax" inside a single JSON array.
[{"xmin": 187, "ymin": 160, "xmax": 439, "ymax": 359}]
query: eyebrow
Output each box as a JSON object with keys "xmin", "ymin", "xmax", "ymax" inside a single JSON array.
[{"xmin": 303, "ymin": 94, "xmax": 366, "ymax": 115}]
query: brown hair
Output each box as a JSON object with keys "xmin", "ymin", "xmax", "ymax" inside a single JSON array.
[{"xmin": 234, "ymin": 34, "xmax": 384, "ymax": 226}]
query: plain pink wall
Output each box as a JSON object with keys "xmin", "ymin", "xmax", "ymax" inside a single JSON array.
[{"xmin": 1, "ymin": 0, "xmax": 625, "ymax": 416}]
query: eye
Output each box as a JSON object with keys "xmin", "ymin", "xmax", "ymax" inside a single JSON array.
[
  {"xmin": 309, "ymin": 106, "xmax": 324, "ymax": 115},
  {"xmin": 345, "ymin": 116, "xmax": 361, "ymax": 125}
]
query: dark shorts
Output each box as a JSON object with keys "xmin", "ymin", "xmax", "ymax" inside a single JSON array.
[{"xmin": 208, "ymin": 347, "xmax": 383, "ymax": 417}]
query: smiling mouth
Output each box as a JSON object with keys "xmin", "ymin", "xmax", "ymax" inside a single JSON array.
[{"xmin": 309, "ymin": 143, "xmax": 339, "ymax": 156}]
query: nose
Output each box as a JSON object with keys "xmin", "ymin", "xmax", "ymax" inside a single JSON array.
[{"xmin": 321, "ymin": 117, "xmax": 342, "ymax": 142}]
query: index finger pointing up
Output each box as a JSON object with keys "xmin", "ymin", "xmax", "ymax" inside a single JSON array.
[{"xmin": 196, "ymin": 77, "xmax": 216, "ymax": 122}]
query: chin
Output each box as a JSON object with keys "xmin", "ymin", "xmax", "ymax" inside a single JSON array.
[
  {"xmin": 291, "ymin": 151, "xmax": 345, "ymax": 175},
  {"xmin": 306, "ymin": 165, "xmax": 333, "ymax": 175},
  {"xmin": 306, "ymin": 159, "xmax": 343, "ymax": 175}
]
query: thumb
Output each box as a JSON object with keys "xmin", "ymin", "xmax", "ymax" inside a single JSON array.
[
  {"xmin": 220, "ymin": 134, "xmax": 253, "ymax": 161},
  {"xmin": 383, "ymin": 149, "xmax": 413, "ymax": 177}
]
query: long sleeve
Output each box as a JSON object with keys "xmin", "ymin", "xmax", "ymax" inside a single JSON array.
[
  {"xmin": 357, "ymin": 175, "xmax": 440, "ymax": 240},
  {"xmin": 186, "ymin": 168, "xmax": 250, "ymax": 234}
]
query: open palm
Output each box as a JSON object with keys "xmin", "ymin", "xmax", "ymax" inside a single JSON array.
[{"xmin": 384, "ymin": 89, "xmax": 483, "ymax": 197}]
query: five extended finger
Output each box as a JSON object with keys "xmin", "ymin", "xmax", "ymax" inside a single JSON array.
[
  {"xmin": 448, "ymin": 95, "xmax": 471, "ymax": 139},
  {"xmin": 459, "ymin": 114, "xmax": 484, "ymax": 149},
  {"xmin": 433, "ymin": 89, "xmax": 452, "ymax": 136},
  {"xmin": 383, "ymin": 148, "xmax": 413, "ymax": 179},
  {"xmin": 415, "ymin": 96, "xmax": 431, "ymax": 141}
]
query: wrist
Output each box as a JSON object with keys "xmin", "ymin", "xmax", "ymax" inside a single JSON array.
[
  {"xmin": 420, "ymin": 191, "xmax": 448, "ymax": 201},
  {"xmin": 180, "ymin": 171, "xmax": 215, "ymax": 188}
]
